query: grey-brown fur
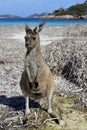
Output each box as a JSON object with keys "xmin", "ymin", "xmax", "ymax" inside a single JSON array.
[{"xmin": 20, "ymin": 22, "xmax": 55, "ymax": 116}]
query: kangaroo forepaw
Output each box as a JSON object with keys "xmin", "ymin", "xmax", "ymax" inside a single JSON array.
[{"xmin": 48, "ymin": 108, "xmax": 52, "ymax": 114}]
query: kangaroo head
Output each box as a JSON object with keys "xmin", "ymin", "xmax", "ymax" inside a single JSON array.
[{"xmin": 24, "ymin": 22, "xmax": 45, "ymax": 50}]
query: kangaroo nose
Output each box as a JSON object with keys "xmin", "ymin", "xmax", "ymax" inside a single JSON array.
[
  {"xmin": 35, "ymin": 82, "xmax": 38, "ymax": 89},
  {"xmin": 25, "ymin": 43, "xmax": 28, "ymax": 47}
]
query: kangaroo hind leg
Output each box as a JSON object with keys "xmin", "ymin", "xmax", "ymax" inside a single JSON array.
[
  {"xmin": 47, "ymin": 91, "xmax": 53, "ymax": 113},
  {"xmin": 25, "ymin": 96, "xmax": 30, "ymax": 116}
]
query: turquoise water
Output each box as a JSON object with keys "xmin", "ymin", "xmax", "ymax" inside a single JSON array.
[{"xmin": 0, "ymin": 18, "xmax": 87, "ymax": 25}]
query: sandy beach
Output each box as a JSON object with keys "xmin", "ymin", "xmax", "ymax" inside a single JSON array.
[
  {"xmin": 0, "ymin": 24, "xmax": 87, "ymax": 129},
  {"xmin": 0, "ymin": 24, "xmax": 87, "ymax": 94}
]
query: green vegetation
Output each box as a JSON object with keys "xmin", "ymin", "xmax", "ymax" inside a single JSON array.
[
  {"xmin": 53, "ymin": 8, "xmax": 66, "ymax": 16},
  {"xmin": 53, "ymin": 1, "xmax": 87, "ymax": 16},
  {"xmin": 66, "ymin": 3, "xmax": 87, "ymax": 16}
]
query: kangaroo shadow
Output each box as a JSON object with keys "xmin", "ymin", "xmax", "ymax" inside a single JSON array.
[
  {"xmin": 0, "ymin": 95, "xmax": 40, "ymax": 111},
  {"xmin": 0, "ymin": 95, "xmax": 60, "ymax": 124}
]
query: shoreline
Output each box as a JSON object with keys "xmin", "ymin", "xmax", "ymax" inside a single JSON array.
[
  {"xmin": 0, "ymin": 15, "xmax": 87, "ymax": 19},
  {"xmin": 0, "ymin": 18, "xmax": 87, "ymax": 26},
  {"xmin": 1, "ymin": 23, "xmax": 87, "ymax": 46}
]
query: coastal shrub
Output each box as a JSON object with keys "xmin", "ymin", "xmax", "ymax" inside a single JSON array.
[
  {"xmin": 66, "ymin": 4, "xmax": 87, "ymax": 16},
  {"xmin": 53, "ymin": 8, "xmax": 66, "ymax": 16},
  {"xmin": 53, "ymin": 2, "xmax": 87, "ymax": 16},
  {"xmin": 42, "ymin": 35, "xmax": 87, "ymax": 90}
]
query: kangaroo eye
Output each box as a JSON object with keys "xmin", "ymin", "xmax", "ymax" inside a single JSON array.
[{"xmin": 32, "ymin": 37, "xmax": 36, "ymax": 40}]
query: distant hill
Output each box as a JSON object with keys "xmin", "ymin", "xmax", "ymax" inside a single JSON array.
[
  {"xmin": 28, "ymin": 13, "xmax": 41, "ymax": 18},
  {"xmin": 53, "ymin": 1, "xmax": 87, "ymax": 18},
  {"xmin": 0, "ymin": 14, "xmax": 22, "ymax": 18},
  {"xmin": 28, "ymin": 12, "xmax": 51, "ymax": 18}
]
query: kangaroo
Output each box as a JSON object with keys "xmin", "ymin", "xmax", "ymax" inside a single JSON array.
[{"xmin": 20, "ymin": 22, "xmax": 55, "ymax": 117}]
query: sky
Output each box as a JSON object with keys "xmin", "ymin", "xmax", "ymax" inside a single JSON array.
[{"xmin": 0, "ymin": 0, "xmax": 86, "ymax": 17}]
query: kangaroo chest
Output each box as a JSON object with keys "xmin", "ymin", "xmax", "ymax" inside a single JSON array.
[
  {"xmin": 29, "ymin": 60, "xmax": 37, "ymax": 80},
  {"xmin": 25, "ymin": 54, "xmax": 39, "ymax": 81}
]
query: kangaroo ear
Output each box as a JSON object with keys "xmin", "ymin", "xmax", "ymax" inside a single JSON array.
[
  {"xmin": 33, "ymin": 22, "xmax": 45, "ymax": 33},
  {"xmin": 25, "ymin": 24, "xmax": 34, "ymax": 34}
]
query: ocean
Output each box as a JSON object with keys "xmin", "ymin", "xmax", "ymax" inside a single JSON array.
[{"xmin": 0, "ymin": 18, "xmax": 87, "ymax": 25}]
